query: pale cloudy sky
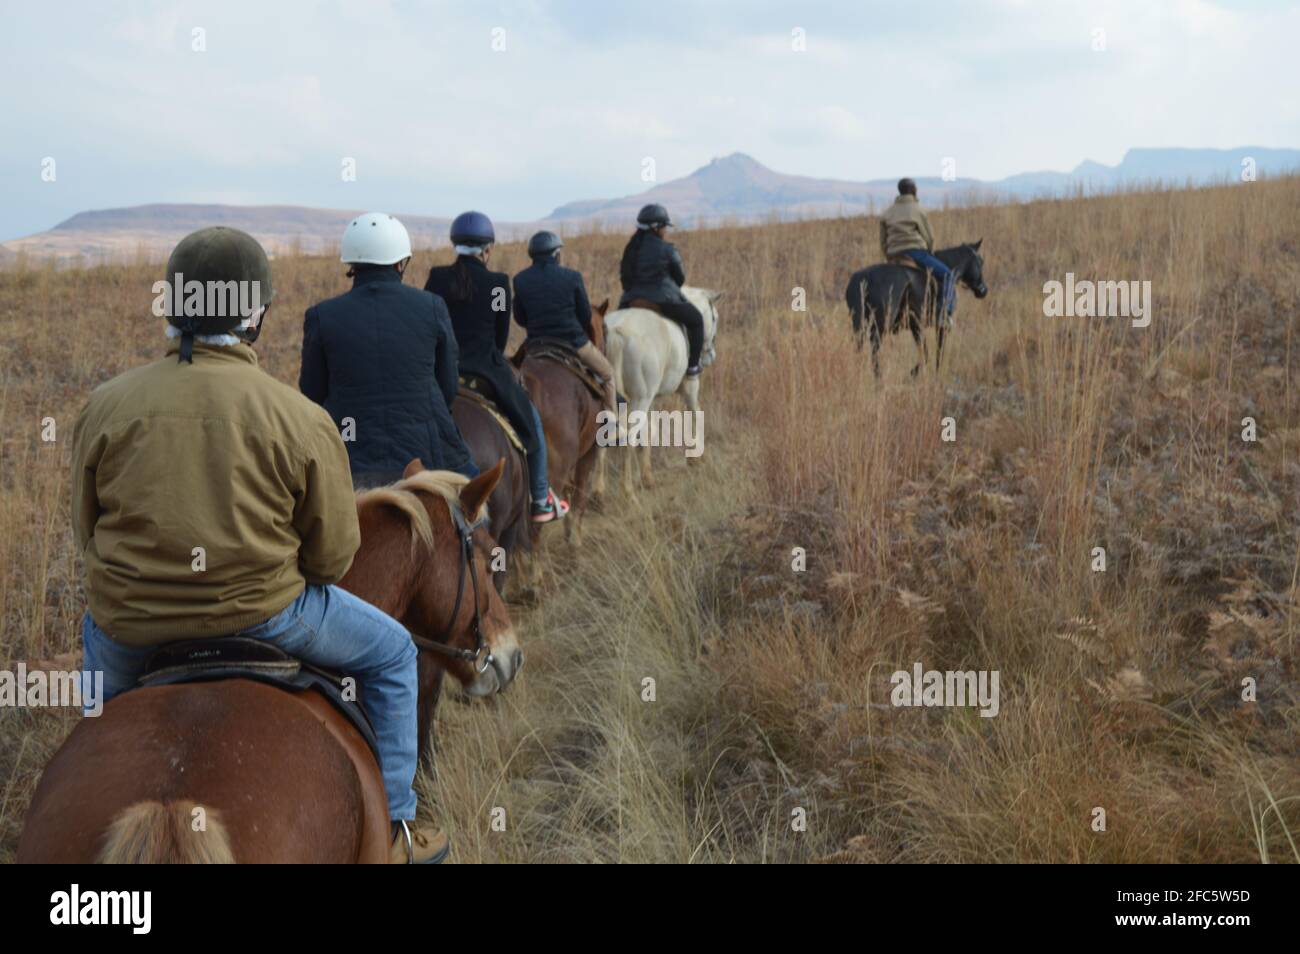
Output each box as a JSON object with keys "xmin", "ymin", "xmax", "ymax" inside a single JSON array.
[{"xmin": 2, "ymin": 0, "xmax": 1297, "ymax": 240}]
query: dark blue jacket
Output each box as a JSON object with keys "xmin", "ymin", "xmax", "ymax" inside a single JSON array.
[
  {"xmin": 513, "ymin": 257, "xmax": 594, "ymax": 349},
  {"xmin": 299, "ymin": 268, "xmax": 475, "ymax": 481},
  {"xmin": 425, "ymin": 255, "xmax": 540, "ymax": 457}
]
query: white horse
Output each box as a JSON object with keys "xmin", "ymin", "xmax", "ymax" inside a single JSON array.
[{"xmin": 599, "ymin": 285, "xmax": 722, "ymax": 493}]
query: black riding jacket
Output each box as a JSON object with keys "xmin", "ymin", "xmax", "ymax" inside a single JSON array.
[
  {"xmin": 618, "ymin": 230, "xmax": 689, "ymax": 308},
  {"xmin": 300, "ymin": 267, "xmax": 475, "ymax": 479},
  {"xmin": 425, "ymin": 255, "xmax": 540, "ymax": 456}
]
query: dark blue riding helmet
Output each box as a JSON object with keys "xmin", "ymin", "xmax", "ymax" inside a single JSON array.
[{"xmin": 450, "ymin": 211, "xmax": 495, "ymax": 246}]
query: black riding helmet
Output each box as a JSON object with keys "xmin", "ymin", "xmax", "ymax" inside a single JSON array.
[
  {"xmin": 163, "ymin": 227, "xmax": 274, "ymax": 363},
  {"xmin": 527, "ymin": 230, "xmax": 563, "ymax": 259},
  {"xmin": 636, "ymin": 203, "xmax": 672, "ymax": 229}
]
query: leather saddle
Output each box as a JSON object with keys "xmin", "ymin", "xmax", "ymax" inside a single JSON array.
[
  {"xmin": 624, "ymin": 297, "xmax": 663, "ymax": 313},
  {"xmin": 137, "ymin": 636, "xmax": 380, "ymax": 761},
  {"xmin": 457, "ymin": 375, "xmax": 526, "ymax": 454},
  {"xmin": 886, "ymin": 254, "xmax": 923, "ymax": 271},
  {"xmin": 510, "ymin": 338, "xmax": 607, "ymax": 402}
]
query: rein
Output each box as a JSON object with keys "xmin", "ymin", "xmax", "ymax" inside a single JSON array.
[{"xmin": 409, "ymin": 502, "xmax": 493, "ymax": 675}]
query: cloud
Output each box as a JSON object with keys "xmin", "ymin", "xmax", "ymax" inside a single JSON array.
[{"xmin": 0, "ymin": 0, "xmax": 1296, "ymax": 240}]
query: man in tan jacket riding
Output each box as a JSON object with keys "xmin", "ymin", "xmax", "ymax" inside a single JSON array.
[
  {"xmin": 879, "ymin": 177, "xmax": 955, "ymax": 323},
  {"xmin": 73, "ymin": 226, "xmax": 445, "ymax": 863}
]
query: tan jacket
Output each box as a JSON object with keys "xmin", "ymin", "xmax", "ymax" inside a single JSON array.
[
  {"xmin": 72, "ymin": 340, "xmax": 360, "ymax": 647},
  {"xmin": 879, "ymin": 195, "xmax": 935, "ymax": 257}
]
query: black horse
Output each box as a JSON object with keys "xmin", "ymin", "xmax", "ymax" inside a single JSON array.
[{"xmin": 845, "ymin": 240, "xmax": 988, "ymax": 376}]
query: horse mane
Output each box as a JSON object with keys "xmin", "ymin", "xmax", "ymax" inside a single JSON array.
[{"xmin": 355, "ymin": 470, "xmax": 482, "ymax": 553}]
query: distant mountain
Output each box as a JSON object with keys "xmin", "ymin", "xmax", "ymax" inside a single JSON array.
[
  {"xmin": 548, "ymin": 147, "xmax": 1300, "ymax": 226},
  {"xmin": 4, "ymin": 147, "xmax": 1298, "ymax": 263},
  {"xmin": 3, "ymin": 204, "xmax": 534, "ymax": 263},
  {"xmin": 998, "ymin": 146, "xmax": 1300, "ymax": 195}
]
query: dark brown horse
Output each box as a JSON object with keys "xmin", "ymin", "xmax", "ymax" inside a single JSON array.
[
  {"xmin": 519, "ymin": 299, "xmax": 609, "ymax": 545},
  {"xmin": 17, "ymin": 462, "xmax": 513, "ymax": 864},
  {"xmin": 453, "ymin": 394, "xmax": 534, "ymax": 595}
]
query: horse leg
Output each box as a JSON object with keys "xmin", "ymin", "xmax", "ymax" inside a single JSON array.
[
  {"xmin": 870, "ymin": 321, "xmax": 882, "ymax": 378},
  {"xmin": 909, "ymin": 313, "xmax": 927, "ymax": 378},
  {"xmin": 622, "ymin": 394, "xmax": 655, "ymax": 493},
  {"xmin": 591, "ymin": 443, "xmax": 607, "ymax": 498},
  {"xmin": 680, "ymin": 373, "xmax": 701, "ymax": 413},
  {"xmin": 640, "ymin": 428, "xmax": 655, "ymax": 490},
  {"xmin": 569, "ymin": 445, "xmax": 599, "ymax": 545},
  {"xmin": 936, "ymin": 324, "xmax": 946, "ymax": 372}
]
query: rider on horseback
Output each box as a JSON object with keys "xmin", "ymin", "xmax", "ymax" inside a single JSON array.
[
  {"xmin": 513, "ymin": 230, "xmax": 617, "ymax": 414},
  {"xmin": 880, "ymin": 178, "xmax": 956, "ymax": 325},
  {"xmin": 425, "ymin": 212, "xmax": 569, "ymax": 524},
  {"xmin": 301, "ymin": 212, "xmax": 478, "ymax": 488},
  {"xmin": 76, "ymin": 227, "xmax": 447, "ymax": 863},
  {"xmin": 618, "ymin": 204, "xmax": 706, "ymax": 376}
]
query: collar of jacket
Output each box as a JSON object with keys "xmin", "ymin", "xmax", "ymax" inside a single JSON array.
[
  {"xmin": 458, "ymin": 254, "xmax": 488, "ymax": 272},
  {"xmin": 351, "ymin": 266, "xmax": 403, "ymax": 288},
  {"xmin": 164, "ymin": 339, "xmax": 259, "ymax": 365},
  {"xmin": 896, "ymin": 195, "xmax": 918, "ymax": 205}
]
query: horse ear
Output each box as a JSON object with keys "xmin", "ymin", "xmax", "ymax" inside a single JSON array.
[
  {"xmin": 460, "ymin": 458, "xmax": 503, "ymax": 521},
  {"xmin": 973, "ymin": 238, "xmax": 983, "ymax": 250},
  {"xmin": 595, "ymin": 298, "xmax": 610, "ymax": 316},
  {"xmin": 402, "ymin": 459, "xmax": 425, "ymax": 480}
]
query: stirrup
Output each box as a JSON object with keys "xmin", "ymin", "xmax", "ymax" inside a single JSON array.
[{"xmin": 397, "ymin": 819, "xmax": 414, "ymax": 864}]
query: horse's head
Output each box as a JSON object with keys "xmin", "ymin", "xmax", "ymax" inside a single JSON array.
[
  {"xmin": 685, "ymin": 287, "xmax": 724, "ymax": 366},
  {"xmin": 397, "ymin": 458, "xmax": 521, "ymax": 697},
  {"xmin": 590, "ymin": 298, "xmax": 610, "ymax": 352},
  {"xmin": 960, "ymin": 239, "xmax": 988, "ymax": 299}
]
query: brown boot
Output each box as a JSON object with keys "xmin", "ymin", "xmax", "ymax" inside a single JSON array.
[{"xmin": 391, "ymin": 820, "xmax": 450, "ymax": 864}]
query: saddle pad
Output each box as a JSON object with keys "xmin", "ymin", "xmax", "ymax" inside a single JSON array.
[
  {"xmin": 138, "ymin": 636, "xmax": 380, "ymax": 760},
  {"xmin": 457, "ymin": 381, "xmax": 526, "ymax": 454},
  {"xmin": 624, "ymin": 297, "xmax": 662, "ymax": 313},
  {"xmin": 516, "ymin": 339, "xmax": 608, "ymax": 402}
]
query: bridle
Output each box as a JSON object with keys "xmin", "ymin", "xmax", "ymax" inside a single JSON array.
[{"xmin": 409, "ymin": 501, "xmax": 494, "ymax": 675}]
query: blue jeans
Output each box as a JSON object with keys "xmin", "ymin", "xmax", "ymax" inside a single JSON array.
[
  {"xmin": 526, "ymin": 402, "xmax": 550, "ymax": 504},
  {"xmin": 901, "ymin": 249, "xmax": 956, "ymax": 319},
  {"xmin": 82, "ymin": 584, "xmax": 419, "ymax": 821}
]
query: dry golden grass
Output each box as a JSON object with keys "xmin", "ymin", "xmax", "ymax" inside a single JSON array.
[{"xmin": 2, "ymin": 178, "xmax": 1298, "ymax": 862}]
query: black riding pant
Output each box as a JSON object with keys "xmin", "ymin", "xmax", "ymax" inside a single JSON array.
[{"xmin": 658, "ymin": 301, "xmax": 705, "ymax": 367}]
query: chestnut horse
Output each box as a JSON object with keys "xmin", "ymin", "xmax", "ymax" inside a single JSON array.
[
  {"xmin": 17, "ymin": 462, "xmax": 515, "ymax": 864},
  {"xmin": 453, "ymin": 394, "xmax": 534, "ymax": 595},
  {"xmin": 519, "ymin": 299, "xmax": 609, "ymax": 545}
]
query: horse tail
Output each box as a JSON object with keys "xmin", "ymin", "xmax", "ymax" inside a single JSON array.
[
  {"xmin": 98, "ymin": 800, "xmax": 234, "ymax": 864},
  {"xmin": 605, "ymin": 322, "xmax": 626, "ymax": 395},
  {"xmin": 604, "ymin": 323, "xmax": 630, "ymax": 440},
  {"xmin": 847, "ymin": 273, "xmax": 868, "ymax": 336}
]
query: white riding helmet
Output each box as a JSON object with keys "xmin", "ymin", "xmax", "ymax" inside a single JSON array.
[{"xmin": 340, "ymin": 212, "xmax": 412, "ymax": 265}]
